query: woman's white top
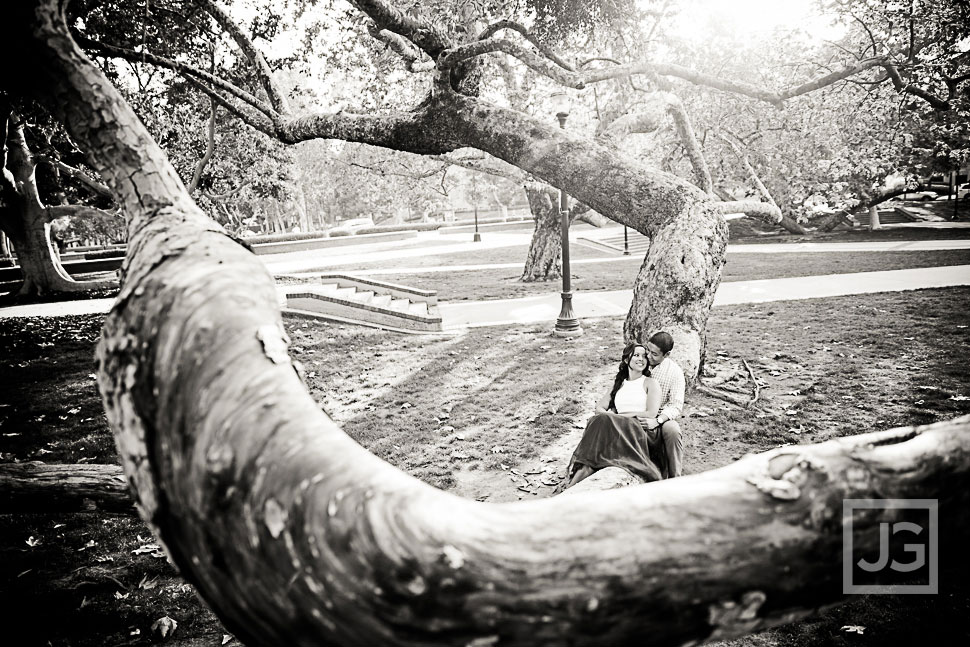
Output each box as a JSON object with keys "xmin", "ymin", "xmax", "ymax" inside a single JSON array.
[{"xmin": 613, "ymin": 375, "xmax": 648, "ymax": 414}]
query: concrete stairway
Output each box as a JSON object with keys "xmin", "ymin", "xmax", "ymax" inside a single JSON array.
[{"xmin": 281, "ymin": 274, "xmax": 442, "ymax": 333}]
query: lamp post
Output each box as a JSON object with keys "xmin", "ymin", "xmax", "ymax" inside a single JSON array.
[
  {"xmin": 550, "ymin": 91, "xmax": 582, "ymax": 337},
  {"xmin": 623, "ymin": 225, "xmax": 630, "ymax": 255},
  {"xmin": 473, "ymin": 204, "xmax": 481, "ymax": 242}
]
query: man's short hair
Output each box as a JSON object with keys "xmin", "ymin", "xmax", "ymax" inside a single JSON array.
[{"xmin": 648, "ymin": 331, "xmax": 674, "ymax": 354}]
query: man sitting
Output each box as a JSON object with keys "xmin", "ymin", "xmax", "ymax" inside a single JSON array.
[{"xmin": 643, "ymin": 331, "xmax": 686, "ymax": 478}]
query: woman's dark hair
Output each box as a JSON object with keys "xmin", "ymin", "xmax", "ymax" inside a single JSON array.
[
  {"xmin": 648, "ymin": 331, "xmax": 674, "ymax": 354},
  {"xmin": 608, "ymin": 343, "xmax": 647, "ymax": 412}
]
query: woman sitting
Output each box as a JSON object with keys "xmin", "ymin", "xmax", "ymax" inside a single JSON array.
[{"xmin": 555, "ymin": 343, "xmax": 664, "ymax": 493}]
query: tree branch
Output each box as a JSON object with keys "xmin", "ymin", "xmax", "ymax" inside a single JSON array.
[
  {"xmin": 38, "ymin": 156, "xmax": 113, "ymax": 201},
  {"xmin": 197, "ymin": 0, "xmax": 290, "ymax": 114},
  {"xmin": 438, "ymin": 38, "xmax": 583, "ymax": 89},
  {"xmin": 882, "ymin": 60, "xmax": 951, "ymax": 110},
  {"xmin": 188, "ymin": 97, "xmax": 218, "ymax": 193},
  {"xmin": 47, "ymin": 204, "xmax": 122, "ymax": 220},
  {"xmin": 664, "ymin": 93, "xmax": 713, "ymax": 194},
  {"xmin": 711, "ymin": 201, "xmax": 782, "ymax": 224},
  {"xmin": 78, "ymin": 35, "xmax": 276, "ymax": 118},
  {"xmin": 366, "ymin": 23, "xmax": 435, "ymax": 72},
  {"xmin": 476, "ymin": 20, "xmax": 574, "ymax": 71},
  {"xmin": 184, "ymin": 77, "xmax": 276, "ymax": 136},
  {"xmin": 349, "ymin": 0, "xmax": 453, "ymax": 59}
]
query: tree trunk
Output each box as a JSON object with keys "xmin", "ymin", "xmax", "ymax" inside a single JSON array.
[
  {"xmin": 8, "ymin": 5, "xmax": 970, "ymax": 647},
  {"xmin": 0, "ymin": 462, "xmax": 133, "ymax": 514},
  {"xmin": 1, "ymin": 114, "xmax": 115, "ymax": 296},
  {"xmin": 868, "ymin": 205, "xmax": 881, "ymax": 231},
  {"xmin": 624, "ymin": 201, "xmax": 728, "ymax": 382},
  {"xmin": 519, "ymin": 184, "xmax": 562, "ymax": 282}
]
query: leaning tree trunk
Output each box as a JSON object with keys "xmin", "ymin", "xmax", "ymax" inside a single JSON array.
[
  {"xmin": 9, "ymin": 5, "xmax": 970, "ymax": 647},
  {"xmin": 2, "ymin": 108, "xmax": 114, "ymax": 295},
  {"xmin": 519, "ymin": 183, "xmax": 562, "ymax": 282},
  {"xmin": 5, "ymin": 202, "xmax": 109, "ymax": 295}
]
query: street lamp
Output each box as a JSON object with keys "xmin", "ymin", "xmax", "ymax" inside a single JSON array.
[{"xmin": 550, "ymin": 91, "xmax": 582, "ymax": 337}]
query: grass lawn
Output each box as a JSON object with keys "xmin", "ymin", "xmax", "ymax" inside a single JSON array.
[{"xmin": 2, "ymin": 285, "xmax": 969, "ymax": 645}]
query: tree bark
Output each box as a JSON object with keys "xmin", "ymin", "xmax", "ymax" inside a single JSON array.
[
  {"xmin": 0, "ymin": 462, "xmax": 133, "ymax": 514},
  {"xmin": 519, "ymin": 184, "xmax": 562, "ymax": 282},
  {"xmin": 7, "ymin": 5, "xmax": 970, "ymax": 647}
]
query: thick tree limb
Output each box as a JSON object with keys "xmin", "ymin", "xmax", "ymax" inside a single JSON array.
[
  {"xmin": 0, "ymin": 462, "xmax": 133, "ymax": 514},
  {"xmin": 198, "ymin": 0, "xmax": 290, "ymax": 114},
  {"xmin": 350, "ymin": 0, "xmax": 453, "ymax": 59}
]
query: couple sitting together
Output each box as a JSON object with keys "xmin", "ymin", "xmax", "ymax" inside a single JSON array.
[{"xmin": 556, "ymin": 331, "xmax": 686, "ymax": 492}]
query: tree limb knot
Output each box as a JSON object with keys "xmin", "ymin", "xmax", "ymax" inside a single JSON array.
[
  {"xmin": 747, "ymin": 454, "xmax": 826, "ymax": 501},
  {"xmin": 707, "ymin": 590, "xmax": 767, "ymax": 637},
  {"xmin": 256, "ymin": 324, "xmax": 291, "ymax": 365}
]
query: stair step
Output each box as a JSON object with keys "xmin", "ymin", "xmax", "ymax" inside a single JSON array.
[
  {"xmin": 354, "ymin": 290, "xmax": 375, "ymax": 304},
  {"xmin": 407, "ymin": 301, "xmax": 429, "ymax": 317},
  {"xmin": 389, "ymin": 298, "xmax": 411, "ymax": 312},
  {"xmin": 333, "ymin": 286, "xmax": 357, "ymax": 300},
  {"xmin": 371, "ymin": 294, "xmax": 392, "ymax": 308}
]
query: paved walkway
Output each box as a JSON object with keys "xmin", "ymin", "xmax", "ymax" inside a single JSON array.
[
  {"xmin": 439, "ymin": 265, "xmax": 970, "ymax": 328},
  {"xmin": 4, "ymin": 264, "xmax": 969, "ymax": 328},
  {"xmin": 268, "ymin": 227, "xmax": 970, "ymax": 277}
]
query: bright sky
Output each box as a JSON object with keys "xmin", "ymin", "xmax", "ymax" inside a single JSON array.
[{"xmin": 669, "ymin": 0, "xmax": 846, "ymax": 42}]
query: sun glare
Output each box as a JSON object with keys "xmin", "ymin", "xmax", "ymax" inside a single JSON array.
[{"xmin": 669, "ymin": 0, "xmax": 845, "ymax": 43}]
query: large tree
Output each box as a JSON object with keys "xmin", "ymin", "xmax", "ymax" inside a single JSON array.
[
  {"xmin": 4, "ymin": 2, "xmax": 970, "ymax": 645},
  {"xmin": 0, "ymin": 101, "xmax": 120, "ymax": 295}
]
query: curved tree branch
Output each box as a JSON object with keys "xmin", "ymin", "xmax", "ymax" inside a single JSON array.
[
  {"xmin": 188, "ymin": 97, "xmax": 218, "ymax": 193},
  {"xmin": 438, "ymin": 38, "xmax": 583, "ymax": 89},
  {"xmin": 476, "ymin": 19, "xmax": 574, "ymax": 71},
  {"xmin": 77, "ymin": 34, "xmax": 276, "ymax": 118},
  {"xmin": 184, "ymin": 78, "xmax": 276, "ymax": 136},
  {"xmin": 882, "ymin": 60, "xmax": 951, "ymax": 110},
  {"xmin": 197, "ymin": 0, "xmax": 290, "ymax": 114}
]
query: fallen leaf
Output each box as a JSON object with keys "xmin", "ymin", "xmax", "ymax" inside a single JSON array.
[
  {"xmin": 840, "ymin": 625, "xmax": 865, "ymax": 635},
  {"xmin": 222, "ymin": 635, "xmax": 233, "ymax": 645},
  {"xmin": 78, "ymin": 539, "xmax": 97, "ymax": 551},
  {"xmin": 114, "ymin": 591, "xmax": 130, "ymax": 600},
  {"xmin": 490, "ymin": 445, "xmax": 506, "ymax": 454},
  {"xmin": 151, "ymin": 616, "xmax": 178, "ymax": 638},
  {"xmin": 26, "ymin": 536, "xmax": 41, "ymax": 548},
  {"xmin": 133, "ymin": 543, "xmax": 161, "ymax": 555},
  {"xmin": 950, "ymin": 395, "xmax": 970, "ymax": 401}
]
